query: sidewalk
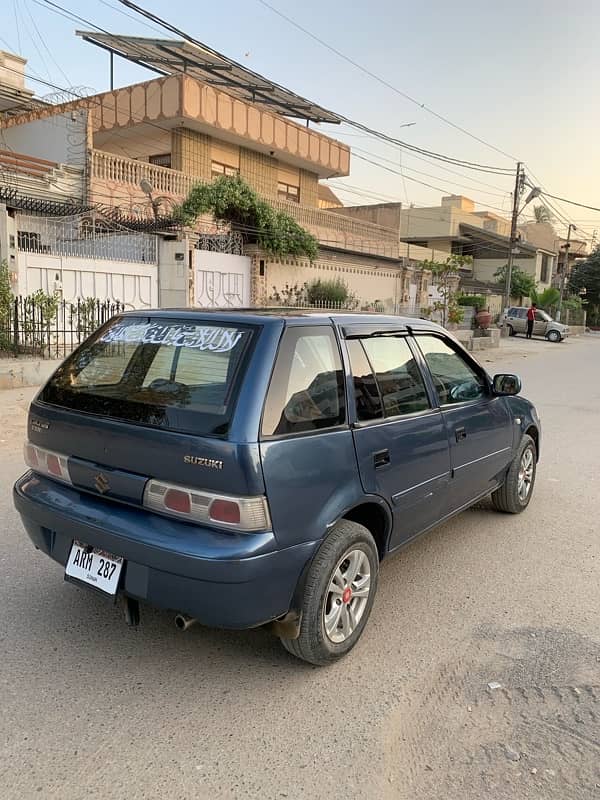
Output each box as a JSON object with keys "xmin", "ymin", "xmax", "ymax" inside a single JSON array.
[{"xmin": 0, "ymin": 386, "xmax": 38, "ymax": 456}]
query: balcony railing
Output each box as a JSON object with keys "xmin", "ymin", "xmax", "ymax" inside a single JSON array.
[
  {"xmin": 90, "ymin": 149, "xmax": 402, "ymax": 257},
  {"xmin": 91, "ymin": 149, "xmax": 194, "ymax": 197}
]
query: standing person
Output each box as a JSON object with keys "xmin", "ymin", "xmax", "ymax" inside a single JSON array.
[{"xmin": 526, "ymin": 302, "xmax": 537, "ymax": 339}]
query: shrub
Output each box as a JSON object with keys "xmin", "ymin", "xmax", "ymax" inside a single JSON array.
[
  {"xmin": 306, "ymin": 278, "xmax": 356, "ymax": 307},
  {"xmin": 457, "ymin": 294, "xmax": 486, "ymax": 309},
  {"xmin": 0, "ymin": 260, "xmax": 13, "ymax": 351}
]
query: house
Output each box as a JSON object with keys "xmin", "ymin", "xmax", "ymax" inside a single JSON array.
[
  {"xmin": 0, "ymin": 31, "xmax": 456, "ymax": 314},
  {"xmin": 399, "ymin": 195, "xmax": 556, "ymax": 312},
  {"xmin": 317, "ymin": 184, "xmax": 343, "ymax": 209}
]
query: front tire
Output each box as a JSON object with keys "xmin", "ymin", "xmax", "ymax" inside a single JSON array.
[
  {"xmin": 491, "ymin": 434, "xmax": 537, "ymax": 513},
  {"xmin": 507, "ymin": 324, "xmax": 516, "ymax": 337},
  {"xmin": 280, "ymin": 520, "xmax": 379, "ymax": 666},
  {"xmin": 547, "ymin": 330, "xmax": 561, "ymax": 343}
]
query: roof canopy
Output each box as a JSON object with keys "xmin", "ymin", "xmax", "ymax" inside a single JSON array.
[{"xmin": 76, "ymin": 31, "xmax": 341, "ymax": 125}]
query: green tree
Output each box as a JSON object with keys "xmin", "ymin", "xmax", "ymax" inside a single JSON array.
[
  {"xmin": 532, "ymin": 204, "xmax": 555, "ymax": 224},
  {"xmin": 530, "ymin": 286, "xmax": 560, "ymax": 312},
  {"xmin": 0, "ymin": 260, "xmax": 13, "ymax": 352},
  {"xmin": 420, "ymin": 254, "xmax": 472, "ymax": 327},
  {"xmin": 176, "ymin": 175, "xmax": 318, "ymax": 260},
  {"xmin": 494, "ymin": 264, "xmax": 537, "ymax": 302},
  {"xmin": 569, "ymin": 249, "xmax": 600, "ymax": 325}
]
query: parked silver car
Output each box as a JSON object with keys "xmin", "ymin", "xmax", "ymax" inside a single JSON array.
[{"xmin": 503, "ymin": 307, "xmax": 569, "ymax": 342}]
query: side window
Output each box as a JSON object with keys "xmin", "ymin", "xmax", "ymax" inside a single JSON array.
[
  {"xmin": 359, "ymin": 336, "xmax": 430, "ymax": 418},
  {"xmin": 417, "ymin": 335, "xmax": 486, "ymax": 405},
  {"xmin": 346, "ymin": 339, "xmax": 383, "ymax": 421},
  {"xmin": 518, "ymin": 308, "xmax": 528, "ymax": 319},
  {"xmin": 262, "ymin": 327, "xmax": 345, "ymax": 437}
]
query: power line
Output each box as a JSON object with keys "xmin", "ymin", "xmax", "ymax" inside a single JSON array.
[
  {"xmin": 352, "ymin": 153, "xmax": 512, "ymax": 215},
  {"xmin": 10, "ymin": 0, "xmax": 596, "ymax": 251},
  {"xmin": 255, "ymin": 0, "xmax": 517, "ymax": 163},
  {"xmin": 23, "ymin": 0, "xmax": 72, "ymax": 85},
  {"xmin": 30, "ymin": 0, "xmax": 514, "ymax": 178},
  {"xmin": 340, "ymin": 130, "xmax": 513, "ymax": 193},
  {"xmin": 114, "ymin": 0, "xmax": 513, "ymax": 176},
  {"xmin": 541, "ymin": 191, "xmax": 600, "ymax": 214},
  {"xmin": 350, "ymin": 144, "xmax": 510, "ymax": 198}
]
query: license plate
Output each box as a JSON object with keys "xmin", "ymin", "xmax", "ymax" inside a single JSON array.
[{"xmin": 65, "ymin": 540, "xmax": 123, "ymax": 595}]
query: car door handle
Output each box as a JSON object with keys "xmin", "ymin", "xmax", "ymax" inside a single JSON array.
[
  {"xmin": 373, "ymin": 449, "xmax": 390, "ymax": 468},
  {"xmin": 455, "ymin": 427, "xmax": 467, "ymax": 442}
]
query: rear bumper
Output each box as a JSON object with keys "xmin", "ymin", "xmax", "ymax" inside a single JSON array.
[{"xmin": 13, "ymin": 473, "xmax": 317, "ymax": 629}]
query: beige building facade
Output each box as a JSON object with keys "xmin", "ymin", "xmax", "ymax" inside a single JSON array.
[{"xmin": 1, "ymin": 40, "xmax": 449, "ymax": 312}]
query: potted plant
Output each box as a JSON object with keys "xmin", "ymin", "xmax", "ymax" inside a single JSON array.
[
  {"xmin": 446, "ymin": 303, "xmax": 465, "ymax": 330},
  {"xmin": 475, "ymin": 304, "xmax": 492, "ymax": 331}
]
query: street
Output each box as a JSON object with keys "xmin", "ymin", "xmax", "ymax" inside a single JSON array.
[{"xmin": 1, "ymin": 335, "xmax": 599, "ymax": 800}]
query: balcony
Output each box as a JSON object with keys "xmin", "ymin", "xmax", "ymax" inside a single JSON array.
[{"xmin": 89, "ymin": 149, "xmax": 402, "ymax": 258}]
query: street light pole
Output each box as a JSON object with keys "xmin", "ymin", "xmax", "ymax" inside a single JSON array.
[
  {"xmin": 503, "ymin": 162, "xmax": 523, "ymax": 316},
  {"xmin": 556, "ymin": 223, "xmax": 576, "ymax": 321}
]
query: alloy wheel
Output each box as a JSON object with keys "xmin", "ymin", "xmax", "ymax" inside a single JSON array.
[
  {"xmin": 322, "ymin": 548, "xmax": 372, "ymax": 644},
  {"xmin": 518, "ymin": 447, "xmax": 535, "ymax": 502}
]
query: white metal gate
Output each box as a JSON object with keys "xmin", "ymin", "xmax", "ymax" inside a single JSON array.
[{"xmin": 194, "ymin": 251, "xmax": 251, "ymax": 308}]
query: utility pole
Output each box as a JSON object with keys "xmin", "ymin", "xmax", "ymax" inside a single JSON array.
[
  {"xmin": 556, "ymin": 223, "xmax": 576, "ymax": 321},
  {"xmin": 503, "ymin": 162, "xmax": 523, "ymax": 319}
]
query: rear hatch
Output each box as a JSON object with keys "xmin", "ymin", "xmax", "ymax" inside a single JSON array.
[{"xmin": 28, "ymin": 314, "xmax": 265, "ymax": 503}]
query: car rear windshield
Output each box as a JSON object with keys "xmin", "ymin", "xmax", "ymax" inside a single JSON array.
[{"xmin": 39, "ymin": 317, "xmax": 255, "ymax": 436}]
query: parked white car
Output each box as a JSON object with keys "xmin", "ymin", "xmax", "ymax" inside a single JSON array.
[{"xmin": 502, "ymin": 307, "xmax": 569, "ymax": 342}]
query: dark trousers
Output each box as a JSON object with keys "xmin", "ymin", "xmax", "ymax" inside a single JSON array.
[{"xmin": 526, "ymin": 320, "xmax": 534, "ymax": 339}]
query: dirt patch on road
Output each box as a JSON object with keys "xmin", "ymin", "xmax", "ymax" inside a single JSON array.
[
  {"xmin": 384, "ymin": 625, "xmax": 600, "ymax": 799},
  {"xmin": 0, "ymin": 388, "xmax": 35, "ymax": 454}
]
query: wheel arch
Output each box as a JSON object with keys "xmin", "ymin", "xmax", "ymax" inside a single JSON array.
[
  {"xmin": 524, "ymin": 424, "xmax": 540, "ymax": 461},
  {"xmin": 341, "ymin": 500, "xmax": 392, "ymax": 560},
  {"xmin": 270, "ymin": 497, "xmax": 392, "ymax": 640}
]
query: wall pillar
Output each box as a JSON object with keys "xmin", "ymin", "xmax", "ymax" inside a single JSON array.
[
  {"xmin": 239, "ymin": 148, "xmax": 277, "ymax": 200},
  {"xmin": 246, "ymin": 246, "xmax": 268, "ymax": 306},
  {"xmin": 299, "ymin": 169, "xmax": 318, "ymax": 207},
  {"xmin": 171, "ymin": 129, "xmax": 211, "ymax": 180},
  {"xmin": 158, "ymin": 235, "xmax": 191, "ymax": 308},
  {"xmin": 418, "ymin": 268, "xmax": 432, "ymax": 309}
]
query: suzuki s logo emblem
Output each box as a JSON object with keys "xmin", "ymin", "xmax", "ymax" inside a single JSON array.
[{"xmin": 95, "ymin": 473, "xmax": 110, "ymax": 494}]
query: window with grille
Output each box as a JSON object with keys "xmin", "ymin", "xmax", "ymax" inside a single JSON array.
[
  {"xmin": 211, "ymin": 161, "xmax": 239, "ymax": 179},
  {"xmin": 277, "ymin": 182, "xmax": 300, "ymax": 203},
  {"xmin": 149, "ymin": 153, "xmax": 171, "ymax": 168}
]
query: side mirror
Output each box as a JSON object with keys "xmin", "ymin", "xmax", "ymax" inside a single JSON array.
[{"xmin": 492, "ymin": 373, "xmax": 522, "ymax": 396}]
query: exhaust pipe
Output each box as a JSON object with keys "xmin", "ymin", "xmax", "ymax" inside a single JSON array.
[{"xmin": 174, "ymin": 613, "xmax": 197, "ymax": 631}]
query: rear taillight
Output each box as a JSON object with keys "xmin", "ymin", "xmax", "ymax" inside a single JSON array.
[
  {"xmin": 24, "ymin": 442, "xmax": 72, "ymax": 485},
  {"xmin": 143, "ymin": 479, "xmax": 270, "ymax": 532}
]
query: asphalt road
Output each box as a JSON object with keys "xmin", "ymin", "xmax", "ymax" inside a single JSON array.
[{"xmin": 1, "ymin": 335, "xmax": 598, "ymax": 800}]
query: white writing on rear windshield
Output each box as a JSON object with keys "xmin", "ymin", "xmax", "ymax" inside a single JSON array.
[{"xmin": 100, "ymin": 323, "xmax": 244, "ymax": 352}]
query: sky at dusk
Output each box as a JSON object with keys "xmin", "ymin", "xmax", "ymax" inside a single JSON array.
[{"xmin": 2, "ymin": 0, "xmax": 599, "ymax": 242}]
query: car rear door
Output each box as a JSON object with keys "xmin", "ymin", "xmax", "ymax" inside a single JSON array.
[
  {"xmin": 343, "ymin": 326, "xmax": 452, "ymax": 550},
  {"xmin": 412, "ymin": 332, "xmax": 514, "ymax": 512},
  {"xmin": 509, "ymin": 308, "xmax": 526, "ymax": 333},
  {"xmin": 534, "ymin": 310, "xmax": 549, "ymax": 336}
]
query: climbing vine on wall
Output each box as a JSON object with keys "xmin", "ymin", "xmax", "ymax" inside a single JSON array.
[{"xmin": 176, "ymin": 175, "xmax": 319, "ymax": 260}]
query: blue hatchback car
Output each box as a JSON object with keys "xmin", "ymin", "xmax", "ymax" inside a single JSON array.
[{"xmin": 14, "ymin": 310, "xmax": 540, "ymax": 665}]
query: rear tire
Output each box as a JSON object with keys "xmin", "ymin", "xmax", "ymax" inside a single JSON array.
[
  {"xmin": 280, "ymin": 520, "xmax": 379, "ymax": 666},
  {"xmin": 491, "ymin": 434, "xmax": 536, "ymax": 514}
]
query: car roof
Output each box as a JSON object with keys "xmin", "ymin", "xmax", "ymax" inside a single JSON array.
[{"xmin": 121, "ymin": 307, "xmax": 443, "ymax": 330}]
